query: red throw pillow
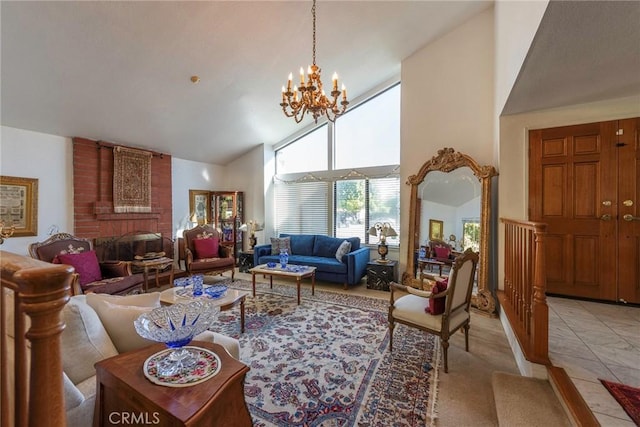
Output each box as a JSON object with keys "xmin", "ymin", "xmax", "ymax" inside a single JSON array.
[
  {"xmin": 426, "ymin": 277, "xmax": 449, "ymax": 315},
  {"xmin": 193, "ymin": 237, "xmax": 219, "ymax": 259},
  {"xmin": 434, "ymin": 246, "xmax": 450, "ymax": 259},
  {"xmin": 58, "ymin": 250, "xmax": 102, "ymax": 286}
]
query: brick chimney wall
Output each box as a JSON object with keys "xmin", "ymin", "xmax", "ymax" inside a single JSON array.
[{"xmin": 72, "ymin": 137, "xmax": 173, "ymax": 242}]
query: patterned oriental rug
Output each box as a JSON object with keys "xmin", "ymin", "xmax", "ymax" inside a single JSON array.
[
  {"xmin": 600, "ymin": 379, "xmax": 640, "ymax": 426},
  {"xmin": 210, "ymin": 279, "xmax": 440, "ymax": 427}
]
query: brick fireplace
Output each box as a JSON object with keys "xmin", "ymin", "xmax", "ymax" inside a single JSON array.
[{"xmin": 72, "ymin": 137, "xmax": 174, "ymax": 256}]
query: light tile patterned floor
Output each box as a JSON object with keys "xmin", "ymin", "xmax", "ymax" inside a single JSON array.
[{"xmin": 548, "ymin": 297, "xmax": 640, "ymax": 426}]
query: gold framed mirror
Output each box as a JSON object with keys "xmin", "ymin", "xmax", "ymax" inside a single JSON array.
[{"xmin": 402, "ymin": 147, "xmax": 498, "ymax": 314}]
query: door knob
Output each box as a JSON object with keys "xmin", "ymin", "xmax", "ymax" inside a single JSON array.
[
  {"xmin": 600, "ymin": 214, "xmax": 612, "ymax": 221},
  {"xmin": 623, "ymin": 214, "xmax": 640, "ymax": 222}
]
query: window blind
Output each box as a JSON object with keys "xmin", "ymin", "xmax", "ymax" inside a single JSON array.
[{"xmin": 274, "ymin": 180, "xmax": 329, "ymax": 236}]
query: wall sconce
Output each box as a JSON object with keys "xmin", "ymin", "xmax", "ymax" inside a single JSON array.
[
  {"xmin": 239, "ymin": 220, "xmax": 264, "ymax": 251},
  {"xmin": 0, "ymin": 220, "xmax": 16, "ymax": 245},
  {"xmin": 368, "ymin": 222, "xmax": 397, "ymax": 263}
]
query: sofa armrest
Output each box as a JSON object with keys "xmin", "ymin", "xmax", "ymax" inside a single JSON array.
[
  {"xmin": 345, "ymin": 247, "xmax": 370, "ymax": 286},
  {"xmin": 100, "ymin": 260, "xmax": 132, "ymax": 278},
  {"xmin": 253, "ymin": 244, "xmax": 272, "ymax": 266}
]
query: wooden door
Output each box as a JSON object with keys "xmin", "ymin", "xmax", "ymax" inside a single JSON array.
[{"xmin": 529, "ymin": 118, "xmax": 639, "ymax": 303}]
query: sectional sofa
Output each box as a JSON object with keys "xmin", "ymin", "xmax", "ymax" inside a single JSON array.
[{"xmin": 253, "ymin": 234, "xmax": 370, "ymax": 288}]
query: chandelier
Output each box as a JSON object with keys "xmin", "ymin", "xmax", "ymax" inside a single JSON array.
[{"xmin": 280, "ymin": 0, "xmax": 349, "ymax": 123}]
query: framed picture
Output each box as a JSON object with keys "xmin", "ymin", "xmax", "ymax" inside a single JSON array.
[
  {"xmin": 428, "ymin": 219, "xmax": 443, "ymax": 241},
  {"xmin": 189, "ymin": 190, "xmax": 210, "ymax": 225},
  {"xmin": 0, "ymin": 176, "xmax": 38, "ymax": 237}
]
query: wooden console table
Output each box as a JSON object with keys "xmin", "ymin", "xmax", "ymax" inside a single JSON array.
[{"xmin": 94, "ymin": 341, "xmax": 252, "ymax": 427}]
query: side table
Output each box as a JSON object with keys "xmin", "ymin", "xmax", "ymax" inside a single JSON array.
[
  {"xmin": 130, "ymin": 257, "xmax": 175, "ymax": 292},
  {"xmin": 366, "ymin": 260, "xmax": 398, "ymax": 291},
  {"xmin": 238, "ymin": 251, "xmax": 254, "ymax": 273},
  {"xmin": 94, "ymin": 341, "xmax": 252, "ymax": 427}
]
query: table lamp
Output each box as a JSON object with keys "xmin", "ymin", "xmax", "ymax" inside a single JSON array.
[
  {"xmin": 239, "ymin": 220, "xmax": 264, "ymax": 250},
  {"xmin": 368, "ymin": 222, "xmax": 397, "ymax": 263}
]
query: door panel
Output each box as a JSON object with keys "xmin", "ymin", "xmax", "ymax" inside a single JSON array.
[
  {"xmin": 617, "ymin": 118, "xmax": 640, "ymax": 303},
  {"xmin": 530, "ymin": 118, "xmax": 640, "ymax": 303}
]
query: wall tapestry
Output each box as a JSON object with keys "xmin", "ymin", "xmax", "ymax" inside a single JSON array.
[{"xmin": 113, "ymin": 146, "xmax": 152, "ymax": 213}]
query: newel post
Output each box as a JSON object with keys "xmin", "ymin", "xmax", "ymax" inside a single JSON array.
[{"xmin": 531, "ymin": 223, "xmax": 548, "ymax": 363}]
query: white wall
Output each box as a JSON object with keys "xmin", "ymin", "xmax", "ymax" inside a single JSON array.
[
  {"xmin": 171, "ymin": 157, "xmax": 227, "ymax": 241},
  {"xmin": 225, "ymin": 145, "xmax": 268, "ymax": 249},
  {"xmin": 0, "ymin": 126, "xmax": 73, "ymax": 255},
  {"xmin": 400, "ymin": 7, "xmax": 495, "ymax": 274}
]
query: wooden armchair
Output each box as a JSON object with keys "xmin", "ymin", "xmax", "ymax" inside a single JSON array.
[
  {"xmin": 389, "ymin": 249, "xmax": 478, "ymax": 373},
  {"xmin": 183, "ymin": 225, "xmax": 235, "ymax": 280},
  {"xmin": 428, "ymin": 239, "xmax": 457, "ymax": 266},
  {"xmin": 29, "ymin": 233, "xmax": 143, "ymax": 295}
]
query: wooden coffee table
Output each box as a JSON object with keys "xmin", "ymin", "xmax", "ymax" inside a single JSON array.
[
  {"xmin": 160, "ymin": 286, "xmax": 248, "ymax": 333},
  {"xmin": 249, "ymin": 264, "xmax": 316, "ymax": 305}
]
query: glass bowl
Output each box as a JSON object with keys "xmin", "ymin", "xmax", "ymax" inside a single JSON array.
[
  {"xmin": 266, "ymin": 262, "xmax": 277, "ymax": 268},
  {"xmin": 134, "ymin": 300, "xmax": 220, "ymax": 376},
  {"xmin": 204, "ymin": 285, "xmax": 227, "ymax": 299}
]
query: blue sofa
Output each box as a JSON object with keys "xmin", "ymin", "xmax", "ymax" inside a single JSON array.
[{"xmin": 253, "ymin": 234, "xmax": 370, "ymax": 289}]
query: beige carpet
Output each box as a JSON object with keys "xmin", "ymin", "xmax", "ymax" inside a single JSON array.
[{"xmin": 492, "ymin": 372, "xmax": 571, "ymax": 426}]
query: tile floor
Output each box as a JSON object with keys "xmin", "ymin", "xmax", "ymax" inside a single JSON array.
[{"xmin": 548, "ymin": 296, "xmax": 640, "ymax": 426}]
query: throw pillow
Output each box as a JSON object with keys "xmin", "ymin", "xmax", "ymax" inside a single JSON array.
[
  {"xmin": 86, "ymin": 292, "xmax": 161, "ymax": 353},
  {"xmin": 426, "ymin": 277, "xmax": 449, "ymax": 315},
  {"xmin": 270, "ymin": 236, "xmax": 292, "ymax": 255},
  {"xmin": 434, "ymin": 246, "xmax": 451, "ymax": 259},
  {"xmin": 193, "ymin": 237, "xmax": 219, "ymax": 259},
  {"xmin": 335, "ymin": 240, "xmax": 352, "ymax": 262},
  {"xmin": 61, "ymin": 296, "xmax": 119, "ymax": 384},
  {"xmin": 57, "ymin": 250, "xmax": 102, "ymax": 286}
]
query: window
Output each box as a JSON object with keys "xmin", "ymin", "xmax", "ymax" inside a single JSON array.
[
  {"xmin": 274, "ymin": 180, "xmax": 329, "ymax": 235},
  {"xmin": 334, "ymin": 85, "xmax": 400, "ymax": 169},
  {"xmin": 335, "ymin": 177, "xmax": 400, "ymax": 245},
  {"xmin": 276, "ymin": 125, "xmax": 327, "ymax": 174},
  {"xmin": 274, "ymin": 83, "xmax": 400, "ymax": 245}
]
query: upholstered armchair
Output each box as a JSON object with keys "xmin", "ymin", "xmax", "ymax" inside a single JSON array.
[
  {"xmin": 183, "ymin": 224, "xmax": 235, "ymax": 280},
  {"xmin": 29, "ymin": 233, "xmax": 144, "ymax": 296},
  {"xmin": 428, "ymin": 239, "xmax": 457, "ymax": 266},
  {"xmin": 388, "ymin": 249, "xmax": 479, "ymax": 373}
]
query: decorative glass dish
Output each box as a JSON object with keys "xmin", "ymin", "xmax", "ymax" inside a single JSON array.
[
  {"xmin": 204, "ymin": 285, "xmax": 227, "ymax": 299},
  {"xmin": 134, "ymin": 300, "xmax": 220, "ymax": 377},
  {"xmin": 266, "ymin": 262, "xmax": 277, "ymax": 268}
]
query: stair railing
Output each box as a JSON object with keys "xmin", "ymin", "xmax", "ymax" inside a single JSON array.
[{"xmin": 499, "ymin": 218, "xmax": 549, "ymax": 365}]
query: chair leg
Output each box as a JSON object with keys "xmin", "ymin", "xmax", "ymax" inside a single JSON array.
[
  {"xmin": 464, "ymin": 323, "xmax": 470, "ymax": 352},
  {"xmin": 442, "ymin": 338, "xmax": 449, "ymax": 373},
  {"xmin": 389, "ymin": 321, "xmax": 395, "ymax": 351},
  {"xmin": 231, "ymin": 268, "xmax": 235, "ymax": 281}
]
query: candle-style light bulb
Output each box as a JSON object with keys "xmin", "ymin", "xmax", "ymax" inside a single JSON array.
[
  {"xmin": 342, "ymin": 84, "xmax": 347, "ymax": 101},
  {"xmin": 300, "ymin": 67, "xmax": 305, "ymax": 85},
  {"xmin": 287, "ymin": 73, "xmax": 292, "ymax": 91},
  {"xmin": 332, "ymin": 72, "xmax": 338, "ymax": 91}
]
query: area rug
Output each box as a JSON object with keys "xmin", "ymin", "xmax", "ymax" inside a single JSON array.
[
  {"xmin": 600, "ymin": 379, "xmax": 640, "ymax": 425},
  {"xmin": 209, "ymin": 279, "xmax": 440, "ymax": 427}
]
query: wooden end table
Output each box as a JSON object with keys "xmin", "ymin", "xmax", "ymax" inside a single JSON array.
[
  {"xmin": 131, "ymin": 256, "xmax": 174, "ymax": 292},
  {"xmin": 249, "ymin": 264, "xmax": 316, "ymax": 305},
  {"xmin": 94, "ymin": 341, "xmax": 252, "ymax": 427},
  {"xmin": 417, "ymin": 258, "xmax": 445, "ymax": 277}
]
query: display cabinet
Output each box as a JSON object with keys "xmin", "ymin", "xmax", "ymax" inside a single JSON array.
[{"xmin": 211, "ymin": 191, "xmax": 243, "ymax": 262}]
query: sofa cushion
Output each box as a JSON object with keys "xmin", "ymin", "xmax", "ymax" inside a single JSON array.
[
  {"xmin": 270, "ymin": 236, "xmax": 292, "ymax": 255},
  {"xmin": 58, "ymin": 250, "xmax": 102, "ymax": 286},
  {"xmin": 61, "ymin": 296, "xmax": 119, "ymax": 385},
  {"xmin": 434, "ymin": 246, "xmax": 451, "ymax": 260},
  {"xmin": 281, "ymin": 234, "xmax": 316, "ymax": 256},
  {"xmin": 312, "ymin": 235, "xmax": 345, "ymax": 258},
  {"xmin": 86, "ymin": 292, "xmax": 161, "ymax": 353},
  {"xmin": 193, "ymin": 237, "xmax": 219, "ymax": 259},
  {"xmin": 335, "ymin": 240, "xmax": 352, "ymax": 262}
]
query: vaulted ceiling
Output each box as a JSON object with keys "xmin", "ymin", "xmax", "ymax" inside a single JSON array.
[{"xmin": 2, "ymin": 1, "xmax": 639, "ymax": 165}]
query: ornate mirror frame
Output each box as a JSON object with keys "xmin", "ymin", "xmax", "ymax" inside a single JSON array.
[{"xmin": 402, "ymin": 147, "xmax": 498, "ymax": 314}]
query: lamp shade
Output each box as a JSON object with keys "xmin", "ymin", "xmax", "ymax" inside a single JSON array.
[{"xmin": 239, "ymin": 223, "xmax": 248, "ymax": 232}]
